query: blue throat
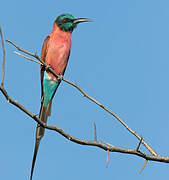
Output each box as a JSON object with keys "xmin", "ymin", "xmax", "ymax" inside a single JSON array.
[{"xmin": 43, "ymin": 71, "xmax": 60, "ymax": 107}]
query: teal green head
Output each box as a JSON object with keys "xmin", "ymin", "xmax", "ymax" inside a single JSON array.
[{"xmin": 55, "ymin": 14, "xmax": 92, "ymax": 32}]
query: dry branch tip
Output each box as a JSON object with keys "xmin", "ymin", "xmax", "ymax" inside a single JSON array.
[
  {"xmin": 106, "ymin": 150, "xmax": 109, "ymax": 168},
  {"xmin": 140, "ymin": 160, "xmax": 148, "ymax": 174},
  {"xmin": 94, "ymin": 121, "xmax": 97, "ymax": 141}
]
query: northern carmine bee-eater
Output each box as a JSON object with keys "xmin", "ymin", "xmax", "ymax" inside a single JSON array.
[{"xmin": 30, "ymin": 14, "xmax": 91, "ymax": 180}]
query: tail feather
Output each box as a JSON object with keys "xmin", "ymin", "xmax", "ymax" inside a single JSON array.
[
  {"xmin": 47, "ymin": 101, "xmax": 52, "ymax": 117},
  {"xmin": 30, "ymin": 138, "xmax": 40, "ymax": 180},
  {"xmin": 38, "ymin": 105, "xmax": 48, "ymax": 137},
  {"xmin": 30, "ymin": 102, "xmax": 51, "ymax": 180}
]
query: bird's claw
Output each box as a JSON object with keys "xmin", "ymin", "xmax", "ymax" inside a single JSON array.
[
  {"xmin": 58, "ymin": 75, "xmax": 63, "ymax": 81},
  {"xmin": 44, "ymin": 65, "xmax": 51, "ymax": 71}
]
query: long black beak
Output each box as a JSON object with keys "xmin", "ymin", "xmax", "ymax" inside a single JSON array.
[{"xmin": 73, "ymin": 18, "xmax": 93, "ymax": 24}]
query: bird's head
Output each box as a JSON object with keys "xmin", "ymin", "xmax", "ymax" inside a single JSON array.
[{"xmin": 55, "ymin": 14, "xmax": 92, "ymax": 32}]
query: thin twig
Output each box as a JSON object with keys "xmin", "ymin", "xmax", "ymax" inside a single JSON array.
[
  {"xmin": 106, "ymin": 150, "xmax": 109, "ymax": 168},
  {"xmin": 14, "ymin": 51, "xmax": 42, "ymax": 65},
  {"xmin": 0, "ymin": 26, "xmax": 5, "ymax": 86},
  {"xmin": 140, "ymin": 160, "xmax": 148, "ymax": 173},
  {"xmin": 94, "ymin": 121, "xmax": 97, "ymax": 141},
  {"xmin": 136, "ymin": 137, "xmax": 143, "ymax": 152},
  {"xmin": 6, "ymin": 40, "xmax": 40, "ymax": 60}
]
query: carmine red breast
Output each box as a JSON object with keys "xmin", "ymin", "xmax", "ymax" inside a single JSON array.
[{"xmin": 46, "ymin": 24, "xmax": 72, "ymax": 80}]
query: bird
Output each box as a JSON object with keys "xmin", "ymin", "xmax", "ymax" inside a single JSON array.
[{"xmin": 30, "ymin": 14, "xmax": 91, "ymax": 180}]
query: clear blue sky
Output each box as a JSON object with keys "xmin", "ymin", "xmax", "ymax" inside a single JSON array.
[{"xmin": 1, "ymin": 0, "xmax": 169, "ymax": 179}]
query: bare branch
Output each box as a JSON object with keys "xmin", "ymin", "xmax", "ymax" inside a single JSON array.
[
  {"xmin": 1, "ymin": 86, "xmax": 169, "ymax": 163},
  {"xmin": 2, "ymin": 35, "xmax": 168, "ymax": 167},
  {"xmin": 7, "ymin": 40, "xmax": 157, "ymax": 156},
  {"xmin": 0, "ymin": 26, "xmax": 5, "ymax": 86},
  {"xmin": 14, "ymin": 51, "xmax": 42, "ymax": 65}
]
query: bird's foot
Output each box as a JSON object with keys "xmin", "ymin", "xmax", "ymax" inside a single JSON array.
[
  {"xmin": 58, "ymin": 75, "xmax": 63, "ymax": 81},
  {"xmin": 45, "ymin": 65, "xmax": 51, "ymax": 71}
]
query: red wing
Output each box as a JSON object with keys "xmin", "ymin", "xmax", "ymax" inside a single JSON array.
[{"xmin": 40, "ymin": 35, "xmax": 50, "ymax": 97}]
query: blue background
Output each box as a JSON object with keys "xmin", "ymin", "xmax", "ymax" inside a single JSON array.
[{"xmin": 1, "ymin": 0, "xmax": 169, "ymax": 179}]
